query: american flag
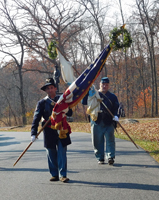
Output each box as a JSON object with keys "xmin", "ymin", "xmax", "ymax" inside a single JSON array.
[{"xmin": 51, "ymin": 43, "xmax": 112, "ymax": 139}]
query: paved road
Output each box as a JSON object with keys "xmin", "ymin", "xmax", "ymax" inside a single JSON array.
[{"xmin": 0, "ymin": 131, "xmax": 159, "ymax": 200}]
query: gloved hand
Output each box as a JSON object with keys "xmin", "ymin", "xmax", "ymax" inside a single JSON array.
[
  {"xmin": 31, "ymin": 135, "xmax": 36, "ymax": 143},
  {"xmin": 113, "ymin": 115, "xmax": 119, "ymax": 122}
]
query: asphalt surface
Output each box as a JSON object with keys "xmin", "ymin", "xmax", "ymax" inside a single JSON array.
[{"xmin": 0, "ymin": 131, "xmax": 159, "ymax": 200}]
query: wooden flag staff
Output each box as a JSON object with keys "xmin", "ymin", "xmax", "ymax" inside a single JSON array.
[
  {"xmin": 100, "ymin": 100, "xmax": 139, "ymax": 149},
  {"xmin": 13, "ymin": 118, "xmax": 51, "ymax": 167}
]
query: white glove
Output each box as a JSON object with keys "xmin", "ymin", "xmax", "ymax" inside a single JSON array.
[
  {"xmin": 31, "ymin": 135, "xmax": 36, "ymax": 142},
  {"xmin": 113, "ymin": 115, "xmax": 119, "ymax": 122}
]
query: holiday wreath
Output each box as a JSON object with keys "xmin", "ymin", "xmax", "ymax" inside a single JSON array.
[
  {"xmin": 109, "ymin": 25, "xmax": 132, "ymax": 50},
  {"xmin": 47, "ymin": 40, "xmax": 58, "ymax": 60}
]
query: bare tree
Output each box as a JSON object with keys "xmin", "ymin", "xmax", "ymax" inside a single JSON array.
[
  {"xmin": 117, "ymin": 0, "xmax": 129, "ymax": 116},
  {"xmin": 76, "ymin": 0, "xmax": 111, "ymax": 76},
  {"xmin": 0, "ymin": 0, "xmax": 159, "ymax": 123},
  {"xmin": 13, "ymin": 0, "xmax": 86, "ymax": 69},
  {"xmin": 131, "ymin": 30, "xmax": 150, "ymax": 116},
  {"xmin": 0, "ymin": 0, "xmax": 27, "ymax": 125},
  {"xmin": 135, "ymin": 0, "xmax": 159, "ymax": 116}
]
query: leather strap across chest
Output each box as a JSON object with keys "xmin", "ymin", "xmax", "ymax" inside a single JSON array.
[{"xmin": 99, "ymin": 92, "xmax": 113, "ymax": 106}]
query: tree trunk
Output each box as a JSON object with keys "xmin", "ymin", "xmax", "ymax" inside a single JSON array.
[
  {"xmin": 18, "ymin": 66, "xmax": 27, "ymax": 125},
  {"xmin": 119, "ymin": 0, "xmax": 130, "ymax": 117},
  {"xmin": 136, "ymin": 0, "xmax": 155, "ymax": 117},
  {"xmin": 151, "ymin": 34, "xmax": 158, "ymax": 116}
]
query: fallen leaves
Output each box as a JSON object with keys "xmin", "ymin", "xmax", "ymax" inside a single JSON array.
[{"xmin": 119, "ymin": 120, "xmax": 159, "ymax": 142}]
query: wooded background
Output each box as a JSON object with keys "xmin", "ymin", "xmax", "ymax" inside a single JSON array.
[{"xmin": 0, "ymin": 0, "xmax": 159, "ymax": 126}]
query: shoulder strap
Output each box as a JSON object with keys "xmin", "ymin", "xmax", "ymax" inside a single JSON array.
[{"xmin": 99, "ymin": 91, "xmax": 113, "ymax": 106}]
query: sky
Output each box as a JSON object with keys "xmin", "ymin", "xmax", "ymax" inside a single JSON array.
[
  {"xmin": 109, "ymin": 0, "xmax": 136, "ymax": 22},
  {"xmin": 0, "ymin": 0, "xmax": 136, "ymax": 64}
]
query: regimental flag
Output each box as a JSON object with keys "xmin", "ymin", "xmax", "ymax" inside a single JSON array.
[
  {"xmin": 86, "ymin": 85, "xmax": 102, "ymax": 122},
  {"xmin": 56, "ymin": 48, "xmax": 76, "ymax": 85},
  {"xmin": 51, "ymin": 43, "xmax": 112, "ymax": 139}
]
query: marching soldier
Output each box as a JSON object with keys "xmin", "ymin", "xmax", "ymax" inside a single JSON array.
[
  {"xmin": 31, "ymin": 78, "xmax": 72, "ymax": 182},
  {"xmin": 82, "ymin": 77, "xmax": 119, "ymax": 165}
]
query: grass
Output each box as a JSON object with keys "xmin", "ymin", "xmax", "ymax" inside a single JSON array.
[
  {"xmin": 1, "ymin": 119, "xmax": 159, "ymax": 163},
  {"xmin": 115, "ymin": 120, "xmax": 159, "ymax": 163}
]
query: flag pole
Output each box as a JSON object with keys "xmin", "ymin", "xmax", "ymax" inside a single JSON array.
[
  {"xmin": 13, "ymin": 118, "xmax": 51, "ymax": 167},
  {"xmin": 100, "ymin": 100, "xmax": 139, "ymax": 149}
]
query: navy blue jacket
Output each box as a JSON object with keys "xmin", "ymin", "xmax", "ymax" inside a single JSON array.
[
  {"xmin": 31, "ymin": 95, "xmax": 72, "ymax": 148},
  {"xmin": 82, "ymin": 91, "xmax": 119, "ymax": 125}
]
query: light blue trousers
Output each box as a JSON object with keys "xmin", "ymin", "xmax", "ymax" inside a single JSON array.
[
  {"xmin": 91, "ymin": 121, "xmax": 115, "ymax": 161},
  {"xmin": 46, "ymin": 139, "xmax": 67, "ymax": 178}
]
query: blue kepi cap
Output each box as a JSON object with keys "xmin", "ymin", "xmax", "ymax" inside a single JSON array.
[{"xmin": 101, "ymin": 77, "xmax": 109, "ymax": 83}]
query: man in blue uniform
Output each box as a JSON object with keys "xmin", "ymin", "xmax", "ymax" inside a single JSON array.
[
  {"xmin": 31, "ymin": 78, "xmax": 72, "ymax": 182},
  {"xmin": 82, "ymin": 77, "xmax": 119, "ymax": 165}
]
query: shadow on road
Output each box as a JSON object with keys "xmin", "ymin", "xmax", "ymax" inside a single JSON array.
[
  {"xmin": 113, "ymin": 163, "xmax": 159, "ymax": 169},
  {"xmin": 0, "ymin": 141, "xmax": 21, "ymax": 146},
  {"xmin": 0, "ymin": 167, "xmax": 48, "ymax": 172},
  {"xmin": 68, "ymin": 180, "xmax": 159, "ymax": 192},
  {"xmin": 0, "ymin": 136, "xmax": 21, "ymax": 147},
  {"xmin": 0, "ymin": 149, "xmax": 45, "ymax": 153},
  {"xmin": 0, "ymin": 136, "xmax": 15, "ymax": 141}
]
